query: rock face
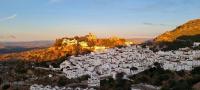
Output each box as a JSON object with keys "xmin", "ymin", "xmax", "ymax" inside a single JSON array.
[{"xmin": 155, "ymin": 19, "xmax": 200, "ymax": 42}]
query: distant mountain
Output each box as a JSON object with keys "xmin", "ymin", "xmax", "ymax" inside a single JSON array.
[
  {"xmin": 1, "ymin": 40, "xmax": 54, "ymax": 48},
  {"xmin": 127, "ymin": 38, "xmax": 152, "ymax": 44},
  {"xmin": 0, "ymin": 40, "xmax": 54, "ymax": 54},
  {"xmin": 155, "ymin": 19, "xmax": 200, "ymax": 42}
]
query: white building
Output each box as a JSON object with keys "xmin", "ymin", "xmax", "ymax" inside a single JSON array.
[
  {"xmin": 62, "ymin": 39, "xmax": 78, "ymax": 45},
  {"xmin": 88, "ymin": 73, "xmax": 100, "ymax": 87},
  {"xmin": 193, "ymin": 42, "xmax": 200, "ymax": 47}
]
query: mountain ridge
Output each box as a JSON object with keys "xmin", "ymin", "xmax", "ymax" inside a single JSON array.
[{"xmin": 155, "ymin": 19, "xmax": 200, "ymax": 42}]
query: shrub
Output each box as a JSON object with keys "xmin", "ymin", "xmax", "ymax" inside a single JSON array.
[
  {"xmin": 172, "ymin": 80, "xmax": 191, "ymax": 90},
  {"xmin": 176, "ymin": 70, "xmax": 185, "ymax": 77},
  {"xmin": 57, "ymin": 77, "xmax": 69, "ymax": 87},
  {"xmin": 2, "ymin": 84, "xmax": 10, "ymax": 90},
  {"xmin": 14, "ymin": 61, "xmax": 28, "ymax": 74},
  {"xmin": 191, "ymin": 66, "xmax": 200, "ymax": 75},
  {"xmin": 0, "ymin": 77, "xmax": 2, "ymax": 85}
]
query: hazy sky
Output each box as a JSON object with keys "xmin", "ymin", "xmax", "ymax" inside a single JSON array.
[{"xmin": 0, "ymin": 0, "xmax": 200, "ymax": 41}]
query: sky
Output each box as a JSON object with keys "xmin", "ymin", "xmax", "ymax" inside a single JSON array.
[{"xmin": 0, "ymin": 0, "xmax": 200, "ymax": 41}]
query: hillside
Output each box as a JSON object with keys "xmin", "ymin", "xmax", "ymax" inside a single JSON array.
[
  {"xmin": 0, "ymin": 33, "xmax": 133, "ymax": 62},
  {"xmin": 155, "ymin": 19, "xmax": 200, "ymax": 42}
]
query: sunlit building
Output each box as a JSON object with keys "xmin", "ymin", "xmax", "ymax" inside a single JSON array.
[
  {"xmin": 62, "ymin": 39, "xmax": 78, "ymax": 46},
  {"xmin": 94, "ymin": 46, "xmax": 106, "ymax": 52},
  {"xmin": 79, "ymin": 41, "xmax": 88, "ymax": 48},
  {"xmin": 125, "ymin": 41, "xmax": 134, "ymax": 46}
]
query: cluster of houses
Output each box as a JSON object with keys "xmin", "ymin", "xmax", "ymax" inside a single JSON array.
[
  {"xmin": 30, "ymin": 44, "xmax": 200, "ymax": 89},
  {"xmin": 57, "ymin": 45, "xmax": 200, "ymax": 87},
  {"xmin": 30, "ymin": 84, "xmax": 96, "ymax": 90},
  {"xmin": 157, "ymin": 49, "xmax": 200, "ymax": 71}
]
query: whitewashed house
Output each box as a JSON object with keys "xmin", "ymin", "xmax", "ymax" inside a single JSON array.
[{"xmin": 193, "ymin": 42, "xmax": 200, "ymax": 47}]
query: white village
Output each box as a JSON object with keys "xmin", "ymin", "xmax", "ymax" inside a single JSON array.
[{"xmin": 30, "ymin": 42, "xmax": 200, "ymax": 90}]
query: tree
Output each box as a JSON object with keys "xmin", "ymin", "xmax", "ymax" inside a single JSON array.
[
  {"xmin": 176, "ymin": 70, "xmax": 185, "ymax": 77},
  {"xmin": 0, "ymin": 77, "xmax": 2, "ymax": 85},
  {"xmin": 130, "ymin": 67, "xmax": 138, "ymax": 73},
  {"xmin": 191, "ymin": 66, "xmax": 200, "ymax": 75},
  {"xmin": 15, "ymin": 61, "xmax": 28, "ymax": 74},
  {"xmin": 154, "ymin": 62, "xmax": 163, "ymax": 69},
  {"xmin": 57, "ymin": 77, "xmax": 69, "ymax": 87},
  {"xmin": 54, "ymin": 39, "xmax": 63, "ymax": 46},
  {"xmin": 73, "ymin": 36, "xmax": 80, "ymax": 56},
  {"xmin": 2, "ymin": 84, "xmax": 10, "ymax": 90},
  {"xmin": 172, "ymin": 80, "xmax": 191, "ymax": 90}
]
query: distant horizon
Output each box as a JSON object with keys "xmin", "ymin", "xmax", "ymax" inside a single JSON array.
[
  {"xmin": 1, "ymin": 0, "xmax": 200, "ymax": 41},
  {"xmin": 0, "ymin": 34, "xmax": 154, "ymax": 42}
]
